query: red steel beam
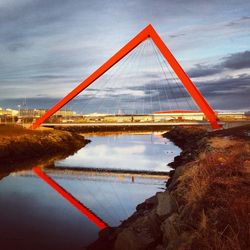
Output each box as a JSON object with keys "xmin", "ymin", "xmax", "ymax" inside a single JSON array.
[
  {"xmin": 33, "ymin": 167, "xmax": 108, "ymax": 229},
  {"xmin": 148, "ymin": 25, "xmax": 221, "ymax": 129},
  {"xmin": 30, "ymin": 25, "xmax": 151, "ymax": 129},
  {"xmin": 31, "ymin": 24, "xmax": 221, "ymax": 129}
]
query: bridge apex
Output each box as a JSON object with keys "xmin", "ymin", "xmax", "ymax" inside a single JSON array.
[{"xmin": 145, "ymin": 23, "xmax": 154, "ymax": 29}]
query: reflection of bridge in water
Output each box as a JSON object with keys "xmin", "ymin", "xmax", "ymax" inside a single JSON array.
[
  {"xmin": 41, "ymin": 166, "xmax": 169, "ymax": 179},
  {"xmin": 15, "ymin": 166, "xmax": 169, "ymax": 230},
  {"xmin": 32, "ymin": 167, "xmax": 108, "ymax": 229}
]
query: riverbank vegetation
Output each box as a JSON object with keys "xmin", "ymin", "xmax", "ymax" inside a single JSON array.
[
  {"xmin": 0, "ymin": 124, "xmax": 89, "ymax": 177},
  {"xmin": 167, "ymin": 130, "xmax": 249, "ymax": 250}
]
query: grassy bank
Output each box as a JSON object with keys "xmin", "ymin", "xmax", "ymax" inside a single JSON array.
[
  {"xmin": 0, "ymin": 124, "xmax": 89, "ymax": 176},
  {"xmin": 164, "ymin": 126, "xmax": 249, "ymax": 250},
  {"xmin": 87, "ymin": 125, "xmax": 250, "ymax": 250}
]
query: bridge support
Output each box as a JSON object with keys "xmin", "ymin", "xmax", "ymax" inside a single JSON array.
[{"xmin": 31, "ymin": 24, "xmax": 221, "ymax": 129}]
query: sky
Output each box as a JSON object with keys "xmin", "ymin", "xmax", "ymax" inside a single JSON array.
[{"xmin": 0, "ymin": 0, "xmax": 249, "ymax": 113}]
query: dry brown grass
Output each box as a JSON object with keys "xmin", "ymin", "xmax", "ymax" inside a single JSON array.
[
  {"xmin": 0, "ymin": 124, "xmax": 52, "ymax": 137},
  {"xmin": 175, "ymin": 140, "xmax": 250, "ymax": 250}
]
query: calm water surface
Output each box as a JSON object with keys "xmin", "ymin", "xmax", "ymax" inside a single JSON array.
[
  {"xmin": 56, "ymin": 133, "xmax": 180, "ymax": 172},
  {"xmin": 0, "ymin": 133, "xmax": 180, "ymax": 250}
]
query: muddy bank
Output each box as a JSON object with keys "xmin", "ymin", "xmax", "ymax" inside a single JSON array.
[
  {"xmin": 0, "ymin": 125, "xmax": 90, "ymax": 178},
  {"xmin": 87, "ymin": 125, "xmax": 250, "ymax": 250}
]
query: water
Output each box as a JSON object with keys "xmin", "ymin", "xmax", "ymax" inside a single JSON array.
[
  {"xmin": 56, "ymin": 133, "xmax": 180, "ymax": 172},
  {"xmin": 0, "ymin": 133, "xmax": 180, "ymax": 250}
]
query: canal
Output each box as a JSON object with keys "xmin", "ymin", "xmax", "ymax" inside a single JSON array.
[{"xmin": 0, "ymin": 132, "xmax": 181, "ymax": 250}]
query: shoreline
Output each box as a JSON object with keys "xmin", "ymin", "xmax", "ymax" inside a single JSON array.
[
  {"xmin": 87, "ymin": 125, "xmax": 250, "ymax": 250},
  {"xmin": 0, "ymin": 124, "xmax": 90, "ymax": 178}
]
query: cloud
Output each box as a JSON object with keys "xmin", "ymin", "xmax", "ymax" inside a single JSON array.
[
  {"xmin": 196, "ymin": 73, "xmax": 250, "ymax": 95},
  {"xmin": 2, "ymin": 70, "xmax": 249, "ymax": 113},
  {"xmin": 225, "ymin": 16, "xmax": 250, "ymax": 27},
  {"xmin": 196, "ymin": 74, "xmax": 250, "ymax": 110},
  {"xmin": 0, "ymin": 97, "xmax": 60, "ymax": 110},
  {"xmin": 0, "ymin": 0, "xmax": 250, "ymax": 112},
  {"xmin": 117, "ymin": 73, "xmax": 250, "ymax": 111},
  {"xmin": 169, "ymin": 33, "xmax": 186, "ymax": 39},
  {"xmin": 188, "ymin": 64, "xmax": 222, "ymax": 78},
  {"xmin": 222, "ymin": 50, "xmax": 250, "ymax": 70},
  {"xmin": 187, "ymin": 50, "xmax": 250, "ymax": 78}
]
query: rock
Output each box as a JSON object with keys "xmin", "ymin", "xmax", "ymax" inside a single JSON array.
[
  {"xmin": 165, "ymin": 239, "xmax": 183, "ymax": 250},
  {"xmin": 155, "ymin": 245, "xmax": 165, "ymax": 250},
  {"xmin": 167, "ymin": 165, "xmax": 188, "ymax": 190},
  {"xmin": 161, "ymin": 213, "xmax": 179, "ymax": 245},
  {"xmin": 156, "ymin": 192, "xmax": 178, "ymax": 219},
  {"xmin": 168, "ymin": 170, "xmax": 175, "ymax": 177},
  {"xmin": 136, "ymin": 195, "xmax": 157, "ymax": 211},
  {"xmin": 114, "ymin": 228, "xmax": 148, "ymax": 250},
  {"xmin": 114, "ymin": 213, "xmax": 161, "ymax": 250},
  {"xmin": 99, "ymin": 227, "xmax": 117, "ymax": 241}
]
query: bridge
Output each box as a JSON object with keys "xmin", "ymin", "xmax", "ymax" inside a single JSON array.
[
  {"xmin": 42, "ymin": 121, "xmax": 213, "ymax": 127},
  {"xmin": 24, "ymin": 26, "xmax": 225, "ymax": 229},
  {"xmin": 41, "ymin": 121, "xmax": 218, "ymax": 133},
  {"xmin": 30, "ymin": 24, "xmax": 222, "ymax": 130}
]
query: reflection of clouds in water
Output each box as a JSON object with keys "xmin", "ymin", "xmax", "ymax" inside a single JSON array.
[
  {"xmin": 57, "ymin": 144, "xmax": 158, "ymax": 170},
  {"xmin": 56, "ymin": 134, "xmax": 180, "ymax": 172},
  {"xmin": 113, "ymin": 145, "xmax": 145, "ymax": 154}
]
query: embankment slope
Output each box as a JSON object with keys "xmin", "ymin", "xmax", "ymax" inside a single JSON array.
[{"xmin": 0, "ymin": 125, "xmax": 89, "ymax": 177}]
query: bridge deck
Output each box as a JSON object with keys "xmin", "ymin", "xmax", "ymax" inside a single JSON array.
[{"xmin": 42, "ymin": 121, "xmax": 213, "ymax": 127}]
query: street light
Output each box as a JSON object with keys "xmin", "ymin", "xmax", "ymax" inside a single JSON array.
[{"xmin": 17, "ymin": 105, "xmax": 21, "ymax": 125}]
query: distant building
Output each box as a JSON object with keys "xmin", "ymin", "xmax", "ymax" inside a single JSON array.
[
  {"xmin": 153, "ymin": 110, "xmax": 205, "ymax": 121},
  {"xmin": 217, "ymin": 112, "xmax": 247, "ymax": 121},
  {"xmin": 19, "ymin": 109, "xmax": 76, "ymax": 118},
  {"xmin": 0, "ymin": 108, "xmax": 18, "ymax": 123},
  {"xmin": 153, "ymin": 110, "xmax": 249, "ymax": 121},
  {"xmin": 54, "ymin": 110, "xmax": 77, "ymax": 117},
  {"xmin": 19, "ymin": 109, "xmax": 44, "ymax": 117},
  {"xmin": 0, "ymin": 107, "xmax": 18, "ymax": 116}
]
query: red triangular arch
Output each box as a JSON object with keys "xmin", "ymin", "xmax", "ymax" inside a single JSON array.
[{"xmin": 31, "ymin": 24, "xmax": 221, "ymax": 129}]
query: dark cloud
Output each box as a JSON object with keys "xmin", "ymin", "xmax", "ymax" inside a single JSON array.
[
  {"xmin": 169, "ymin": 33, "xmax": 186, "ymax": 39},
  {"xmin": 7, "ymin": 42, "xmax": 31, "ymax": 52},
  {"xmin": 31, "ymin": 74, "xmax": 76, "ymax": 80},
  {"xmin": 222, "ymin": 51, "xmax": 250, "ymax": 70},
  {"xmin": 196, "ymin": 73, "xmax": 250, "ymax": 96},
  {"xmin": 196, "ymin": 74, "xmax": 250, "ymax": 110},
  {"xmin": 188, "ymin": 50, "xmax": 250, "ymax": 78},
  {"xmin": 188, "ymin": 64, "xmax": 222, "ymax": 78},
  {"xmin": 225, "ymin": 16, "xmax": 250, "ymax": 27},
  {"xmin": 0, "ymin": 97, "xmax": 60, "ymax": 110},
  {"xmin": 124, "ymin": 73, "xmax": 250, "ymax": 111}
]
